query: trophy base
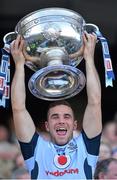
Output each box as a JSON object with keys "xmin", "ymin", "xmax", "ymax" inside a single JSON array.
[{"xmin": 28, "ymin": 65, "xmax": 86, "ymax": 101}]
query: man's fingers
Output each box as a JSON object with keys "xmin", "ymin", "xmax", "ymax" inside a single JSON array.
[
  {"xmin": 83, "ymin": 32, "xmax": 88, "ymax": 44},
  {"xmin": 19, "ymin": 38, "xmax": 25, "ymax": 51},
  {"xmin": 83, "ymin": 31, "xmax": 97, "ymax": 44},
  {"xmin": 14, "ymin": 35, "xmax": 18, "ymax": 48},
  {"xmin": 10, "ymin": 35, "xmax": 24, "ymax": 52},
  {"xmin": 10, "ymin": 40, "xmax": 16, "ymax": 53},
  {"xmin": 12, "ymin": 35, "xmax": 21, "ymax": 49}
]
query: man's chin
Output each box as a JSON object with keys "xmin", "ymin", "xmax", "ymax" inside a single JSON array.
[
  {"xmin": 51, "ymin": 134, "xmax": 72, "ymax": 146},
  {"xmin": 54, "ymin": 137, "xmax": 69, "ymax": 146}
]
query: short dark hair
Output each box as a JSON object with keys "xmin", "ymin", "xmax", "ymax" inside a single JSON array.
[
  {"xmin": 47, "ymin": 100, "xmax": 74, "ymax": 119},
  {"xmin": 94, "ymin": 158, "xmax": 117, "ymax": 179},
  {"xmin": 48, "ymin": 100, "xmax": 72, "ymax": 109}
]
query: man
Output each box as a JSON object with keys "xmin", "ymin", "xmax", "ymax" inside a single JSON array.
[
  {"xmin": 10, "ymin": 31, "xmax": 102, "ymax": 179},
  {"xmin": 94, "ymin": 158, "xmax": 117, "ymax": 179}
]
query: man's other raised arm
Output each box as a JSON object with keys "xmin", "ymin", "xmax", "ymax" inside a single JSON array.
[
  {"xmin": 82, "ymin": 32, "xmax": 102, "ymax": 138},
  {"xmin": 11, "ymin": 35, "xmax": 36, "ymax": 142}
]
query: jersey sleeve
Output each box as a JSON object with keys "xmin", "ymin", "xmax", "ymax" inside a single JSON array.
[
  {"xmin": 18, "ymin": 132, "xmax": 39, "ymax": 160},
  {"xmin": 82, "ymin": 130, "xmax": 101, "ymax": 155}
]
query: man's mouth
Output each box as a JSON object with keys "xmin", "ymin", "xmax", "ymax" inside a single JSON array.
[{"xmin": 56, "ymin": 127, "xmax": 67, "ymax": 136}]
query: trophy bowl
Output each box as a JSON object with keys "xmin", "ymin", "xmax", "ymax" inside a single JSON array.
[{"xmin": 4, "ymin": 8, "xmax": 99, "ymax": 100}]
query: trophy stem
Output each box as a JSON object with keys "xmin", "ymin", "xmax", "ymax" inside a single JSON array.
[
  {"xmin": 48, "ymin": 59, "xmax": 63, "ymax": 66},
  {"xmin": 40, "ymin": 48, "xmax": 69, "ymax": 67}
]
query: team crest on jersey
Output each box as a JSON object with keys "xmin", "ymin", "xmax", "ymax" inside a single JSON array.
[
  {"xmin": 54, "ymin": 154, "xmax": 71, "ymax": 169},
  {"xmin": 67, "ymin": 141, "xmax": 78, "ymax": 152}
]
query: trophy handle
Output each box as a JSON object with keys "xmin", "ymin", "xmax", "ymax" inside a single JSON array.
[
  {"xmin": 3, "ymin": 32, "xmax": 17, "ymax": 44},
  {"xmin": 84, "ymin": 23, "xmax": 115, "ymax": 87},
  {"xmin": 84, "ymin": 23, "xmax": 99, "ymax": 34}
]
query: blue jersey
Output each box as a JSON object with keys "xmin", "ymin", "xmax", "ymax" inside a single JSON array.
[{"xmin": 19, "ymin": 130, "xmax": 101, "ymax": 179}]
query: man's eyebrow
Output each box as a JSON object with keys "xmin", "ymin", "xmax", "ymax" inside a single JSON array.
[
  {"xmin": 50, "ymin": 113, "xmax": 72, "ymax": 118},
  {"xmin": 50, "ymin": 113, "xmax": 59, "ymax": 117},
  {"xmin": 64, "ymin": 113, "xmax": 72, "ymax": 117}
]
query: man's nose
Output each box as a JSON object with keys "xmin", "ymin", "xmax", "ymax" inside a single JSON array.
[{"xmin": 58, "ymin": 116, "xmax": 65, "ymax": 123}]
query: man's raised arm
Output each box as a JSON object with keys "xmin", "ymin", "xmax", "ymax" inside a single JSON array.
[
  {"xmin": 11, "ymin": 35, "xmax": 36, "ymax": 142},
  {"xmin": 82, "ymin": 32, "xmax": 102, "ymax": 138}
]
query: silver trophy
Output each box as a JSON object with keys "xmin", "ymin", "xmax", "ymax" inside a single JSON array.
[{"xmin": 3, "ymin": 8, "xmax": 100, "ymax": 101}]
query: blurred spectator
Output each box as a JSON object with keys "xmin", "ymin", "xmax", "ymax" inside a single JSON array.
[
  {"xmin": 101, "ymin": 121, "xmax": 117, "ymax": 149},
  {"xmin": 0, "ymin": 159, "xmax": 14, "ymax": 179},
  {"xmin": 94, "ymin": 158, "xmax": 117, "ymax": 179},
  {"xmin": 99, "ymin": 141, "xmax": 112, "ymax": 161},
  {"xmin": 11, "ymin": 167, "xmax": 31, "ymax": 179},
  {"xmin": 0, "ymin": 141, "xmax": 19, "ymax": 160},
  {"xmin": 0, "ymin": 141, "xmax": 19, "ymax": 178},
  {"xmin": 112, "ymin": 148, "xmax": 117, "ymax": 160},
  {"xmin": 0, "ymin": 125, "xmax": 9, "ymax": 142},
  {"xmin": 0, "ymin": 121, "xmax": 20, "ymax": 178},
  {"xmin": 0, "ymin": 116, "xmax": 28, "ymax": 178},
  {"xmin": 15, "ymin": 152, "xmax": 25, "ymax": 168}
]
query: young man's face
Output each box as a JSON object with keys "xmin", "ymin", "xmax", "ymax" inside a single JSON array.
[{"xmin": 45, "ymin": 104, "xmax": 77, "ymax": 145}]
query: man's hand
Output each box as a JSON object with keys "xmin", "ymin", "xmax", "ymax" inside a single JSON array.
[
  {"xmin": 83, "ymin": 31, "xmax": 97, "ymax": 61},
  {"xmin": 10, "ymin": 35, "xmax": 25, "ymax": 65}
]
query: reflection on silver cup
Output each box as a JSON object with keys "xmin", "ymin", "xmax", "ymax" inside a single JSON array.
[{"xmin": 4, "ymin": 8, "xmax": 100, "ymax": 101}]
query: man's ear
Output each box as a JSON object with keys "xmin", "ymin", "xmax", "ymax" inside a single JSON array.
[
  {"xmin": 45, "ymin": 121, "xmax": 49, "ymax": 132},
  {"xmin": 73, "ymin": 120, "xmax": 78, "ymax": 130}
]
